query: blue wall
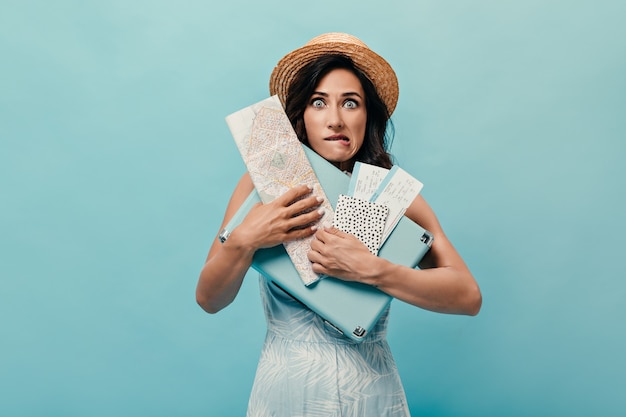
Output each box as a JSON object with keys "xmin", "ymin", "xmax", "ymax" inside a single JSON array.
[{"xmin": 1, "ymin": 1, "xmax": 624, "ymax": 416}]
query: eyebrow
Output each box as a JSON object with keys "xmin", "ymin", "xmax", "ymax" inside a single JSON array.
[{"xmin": 312, "ymin": 91, "xmax": 364, "ymax": 99}]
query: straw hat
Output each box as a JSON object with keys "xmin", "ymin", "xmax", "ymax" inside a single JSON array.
[{"xmin": 269, "ymin": 32, "xmax": 399, "ymax": 116}]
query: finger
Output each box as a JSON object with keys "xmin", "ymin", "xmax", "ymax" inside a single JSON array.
[
  {"xmin": 287, "ymin": 194, "xmax": 323, "ymax": 215},
  {"xmin": 324, "ymin": 226, "xmax": 346, "ymax": 237},
  {"xmin": 310, "ymin": 262, "xmax": 327, "ymax": 275},
  {"xmin": 307, "ymin": 247, "xmax": 324, "ymax": 264},
  {"xmin": 284, "ymin": 206, "xmax": 325, "ymax": 231},
  {"xmin": 309, "ymin": 237, "xmax": 322, "ymax": 253},
  {"xmin": 283, "ymin": 224, "xmax": 318, "ymax": 242},
  {"xmin": 276, "ymin": 184, "xmax": 313, "ymax": 206},
  {"xmin": 314, "ymin": 228, "xmax": 327, "ymax": 243}
]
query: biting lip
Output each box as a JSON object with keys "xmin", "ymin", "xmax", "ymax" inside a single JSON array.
[{"xmin": 325, "ymin": 135, "xmax": 349, "ymax": 142}]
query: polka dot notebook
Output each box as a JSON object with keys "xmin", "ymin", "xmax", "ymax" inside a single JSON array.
[{"xmin": 332, "ymin": 194, "xmax": 389, "ymax": 256}]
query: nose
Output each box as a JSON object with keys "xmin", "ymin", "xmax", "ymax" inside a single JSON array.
[{"xmin": 327, "ymin": 106, "xmax": 344, "ymax": 129}]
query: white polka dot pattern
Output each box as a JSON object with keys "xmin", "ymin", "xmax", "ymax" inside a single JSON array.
[{"xmin": 332, "ymin": 194, "xmax": 389, "ymax": 255}]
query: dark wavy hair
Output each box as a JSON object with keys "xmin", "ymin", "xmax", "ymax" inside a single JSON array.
[{"xmin": 284, "ymin": 54, "xmax": 394, "ymax": 170}]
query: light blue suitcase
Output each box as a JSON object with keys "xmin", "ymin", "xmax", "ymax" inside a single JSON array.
[{"xmin": 220, "ymin": 145, "xmax": 433, "ymax": 342}]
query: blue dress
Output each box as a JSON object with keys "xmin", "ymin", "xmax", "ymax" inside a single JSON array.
[{"xmin": 247, "ymin": 276, "xmax": 411, "ymax": 417}]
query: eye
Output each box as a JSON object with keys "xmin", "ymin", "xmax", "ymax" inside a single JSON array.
[
  {"xmin": 343, "ymin": 99, "xmax": 358, "ymax": 109},
  {"xmin": 311, "ymin": 98, "xmax": 325, "ymax": 108}
]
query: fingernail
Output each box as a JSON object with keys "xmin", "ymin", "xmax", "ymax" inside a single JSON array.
[
  {"xmin": 316, "ymin": 196, "xmax": 323, "ymax": 203},
  {"xmin": 317, "ymin": 208, "xmax": 325, "ymax": 216},
  {"xmin": 311, "ymin": 225, "xmax": 319, "ymax": 231}
]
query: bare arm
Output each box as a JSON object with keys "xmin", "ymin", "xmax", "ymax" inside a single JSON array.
[
  {"xmin": 196, "ymin": 174, "xmax": 325, "ymax": 314},
  {"xmin": 308, "ymin": 195, "xmax": 482, "ymax": 315}
]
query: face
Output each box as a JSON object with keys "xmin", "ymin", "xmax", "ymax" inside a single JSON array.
[{"xmin": 303, "ymin": 68, "xmax": 367, "ymax": 170}]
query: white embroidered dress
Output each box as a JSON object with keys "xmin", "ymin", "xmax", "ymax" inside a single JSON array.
[{"xmin": 247, "ymin": 276, "xmax": 411, "ymax": 417}]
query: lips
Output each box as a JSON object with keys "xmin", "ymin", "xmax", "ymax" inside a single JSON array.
[{"xmin": 325, "ymin": 134, "xmax": 349, "ymax": 143}]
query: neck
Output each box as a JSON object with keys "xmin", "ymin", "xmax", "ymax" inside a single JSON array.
[{"xmin": 337, "ymin": 160, "xmax": 354, "ymax": 173}]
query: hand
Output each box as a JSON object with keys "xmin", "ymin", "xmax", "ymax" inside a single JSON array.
[
  {"xmin": 232, "ymin": 185, "xmax": 325, "ymax": 251},
  {"xmin": 308, "ymin": 227, "xmax": 376, "ymax": 282}
]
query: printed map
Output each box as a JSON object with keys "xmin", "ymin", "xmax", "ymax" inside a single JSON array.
[{"xmin": 226, "ymin": 96, "xmax": 334, "ymax": 286}]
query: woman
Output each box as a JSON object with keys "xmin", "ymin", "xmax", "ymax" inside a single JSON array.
[{"xmin": 197, "ymin": 33, "xmax": 482, "ymax": 417}]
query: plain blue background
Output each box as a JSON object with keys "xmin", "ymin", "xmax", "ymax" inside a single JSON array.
[{"xmin": 2, "ymin": 1, "xmax": 625, "ymax": 416}]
